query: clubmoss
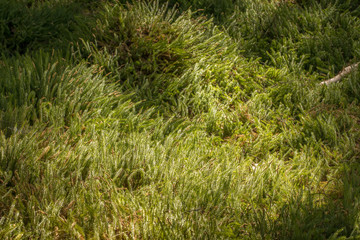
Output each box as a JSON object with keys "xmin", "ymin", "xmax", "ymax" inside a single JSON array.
[{"xmin": 1, "ymin": 0, "xmax": 360, "ymax": 239}]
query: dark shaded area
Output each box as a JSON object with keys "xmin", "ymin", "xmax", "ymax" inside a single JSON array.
[{"xmin": 0, "ymin": 0, "xmax": 93, "ymax": 56}]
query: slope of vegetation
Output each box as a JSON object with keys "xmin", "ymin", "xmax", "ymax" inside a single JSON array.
[{"xmin": 1, "ymin": 0, "xmax": 360, "ymax": 239}]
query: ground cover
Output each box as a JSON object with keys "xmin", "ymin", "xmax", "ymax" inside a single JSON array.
[{"xmin": 1, "ymin": 0, "xmax": 360, "ymax": 239}]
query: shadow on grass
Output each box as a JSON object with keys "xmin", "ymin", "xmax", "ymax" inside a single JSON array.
[{"xmin": 0, "ymin": 0, "xmax": 95, "ymax": 56}]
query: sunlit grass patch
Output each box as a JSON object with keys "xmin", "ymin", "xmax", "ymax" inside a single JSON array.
[{"xmin": 80, "ymin": 0, "xmax": 274, "ymax": 117}]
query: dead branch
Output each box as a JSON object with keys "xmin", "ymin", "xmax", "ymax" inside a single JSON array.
[{"xmin": 320, "ymin": 62, "xmax": 359, "ymax": 85}]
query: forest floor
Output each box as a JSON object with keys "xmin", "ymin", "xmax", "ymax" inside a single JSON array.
[{"xmin": 1, "ymin": 0, "xmax": 360, "ymax": 239}]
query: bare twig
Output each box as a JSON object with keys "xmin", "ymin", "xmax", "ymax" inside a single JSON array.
[{"xmin": 320, "ymin": 62, "xmax": 359, "ymax": 85}]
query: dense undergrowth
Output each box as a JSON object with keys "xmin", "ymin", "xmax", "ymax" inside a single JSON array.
[{"xmin": 1, "ymin": 0, "xmax": 360, "ymax": 239}]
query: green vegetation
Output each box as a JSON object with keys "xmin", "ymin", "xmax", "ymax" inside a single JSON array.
[{"xmin": 1, "ymin": 0, "xmax": 360, "ymax": 239}]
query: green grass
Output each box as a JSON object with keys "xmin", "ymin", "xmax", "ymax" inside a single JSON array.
[{"xmin": 1, "ymin": 0, "xmax": 360, "ymax": 239}]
